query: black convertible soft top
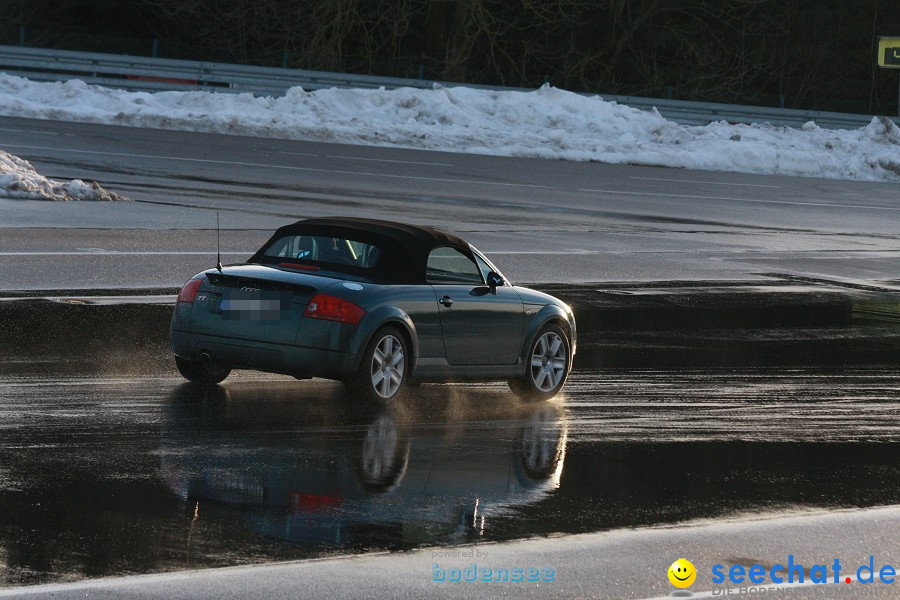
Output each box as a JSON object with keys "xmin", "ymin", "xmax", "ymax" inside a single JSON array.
[{"xmin": 249, "ymin": 217, "xmax": 472, "ymax": 284}]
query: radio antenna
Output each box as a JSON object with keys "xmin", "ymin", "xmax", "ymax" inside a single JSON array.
[{"xmin": 215, "ymin": 211, "xmax": 223, "ymax": 272}]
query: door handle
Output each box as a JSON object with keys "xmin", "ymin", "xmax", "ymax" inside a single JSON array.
[{"xmin": 439, "ymin": 295, "xmax": 454, "ymax": 307}]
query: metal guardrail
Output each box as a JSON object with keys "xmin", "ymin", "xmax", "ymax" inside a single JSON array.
[
  {"xmin": 590, "ymin": 94, "xmax": 898, "ymax": 129},
  {"xmin": 0, "ymin": 44, "xmax": 896, "ymax": 130}
]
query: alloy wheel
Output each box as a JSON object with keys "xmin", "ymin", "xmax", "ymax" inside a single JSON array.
[
  {"xmin": 370, "ymin": 334, "xmax": 405, "ymax": 398},
  {"xmin": 529, "ymin": 331, "xmax": 567, "ymax": 392}
]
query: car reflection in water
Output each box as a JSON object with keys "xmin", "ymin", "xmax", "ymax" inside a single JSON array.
[{"xmin": 159, "ymin": 382, "xmax": 567, "ymax": 551}]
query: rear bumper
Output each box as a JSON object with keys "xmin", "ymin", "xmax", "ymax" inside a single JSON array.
[{"xmin": 170, "ymin": 329, "xmax": 360, "ymax": 380}]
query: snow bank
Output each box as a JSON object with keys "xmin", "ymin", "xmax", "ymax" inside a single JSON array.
[
  {"xmin": 0, "ymin": 149, "xmax": 127, "ymax": 201},
  {"xmin": 0, "ymin": 73, "xmax": 898, "ymax": 182}
]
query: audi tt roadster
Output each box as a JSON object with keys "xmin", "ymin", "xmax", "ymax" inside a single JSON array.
[{"xmin": 170, "ymin": 217, "xmax": 576, "ymax": 401}]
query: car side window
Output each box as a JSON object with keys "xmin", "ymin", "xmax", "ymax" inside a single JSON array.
[
  {"xmin": 426, "ymin": 247, "xmax": 484, "ymax": 285},
  {"xmin": 472, "ymin": 253, "xmax": 495, "ymax": 283}
]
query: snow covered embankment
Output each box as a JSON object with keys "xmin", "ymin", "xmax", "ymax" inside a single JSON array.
[
  {"xmin": 0, "ymin": 149, "xmax": 127, "ymax": 200},
  {"xmin": 0, "ymin": 73, "xmax": 898, "ymax": 182}
]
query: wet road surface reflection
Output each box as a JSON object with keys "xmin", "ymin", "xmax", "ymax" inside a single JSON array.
[
  {"xmin": 0, "ymin": 372, "xmax": 899, "ymax": 585},
  {"xmin": 0, "ymin": 378, "xmax": 570, "ymax": 584},
  {"xmin": 161, "ymin": 383, "xmax": 565, "ymax": 552},
  {"xmin": 0, "ymin": 283, "xmax": 896, "ymax": 585}
]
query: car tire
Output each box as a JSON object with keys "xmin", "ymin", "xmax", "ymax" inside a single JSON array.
[
  {"xmin": 175, "ymin": 356, "xmax": 231, "ymax": 385},
  {"xmin": 508, "ymin": 323, "xmax": 571, "ymax": 401},
  {"xmin": 348, "ymin": 326, "xmax": 409, "ymax": 402}
]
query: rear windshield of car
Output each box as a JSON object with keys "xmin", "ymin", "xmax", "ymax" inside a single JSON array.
[{"xmin": 260, "ymin": 235, "xmax": 382, "ymax": 269}]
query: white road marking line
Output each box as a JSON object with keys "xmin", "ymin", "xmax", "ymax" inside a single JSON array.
[
  {"xmin": 278, "ymin": 151, "xmax": 318, "ymax": 157},
  {"xmin": 578, "ymin": 188, "xmax": 900, "ymax": 211},
  {"xmin": 0, "ymin": 251, "xmax": 252, "ymax": 256},
  {"xmin": 483, "ymin": 250, "xmax": 599, "ymax": 254},
  {"xmin": 326, "ymin": 154, "xmax": 454, "ymax": 167},
  {"xmin": 0, "ymin": 127, "xmax": 57, "ymax": 135},
  {"xmin": 629, "ymin": 176, "xmax": 780, "ymax": 188},
  {"xmin": 6, "ymin": 144, "xmax": 552, "ymax": 189}
]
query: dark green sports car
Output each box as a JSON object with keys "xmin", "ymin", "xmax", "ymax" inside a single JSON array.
[{"xmin": 170, "ymin": 217, "xmax": 576, "ymax": 401}]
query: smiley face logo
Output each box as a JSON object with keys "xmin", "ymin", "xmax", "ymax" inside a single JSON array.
[{"xmin": 668, "ymin": 558, "xmax": 697, "ymax": 588}]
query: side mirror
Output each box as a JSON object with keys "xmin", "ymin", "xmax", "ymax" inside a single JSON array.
[{"xmin": 486, "ymin": 271, "xmax": 504, "ymax": 294}]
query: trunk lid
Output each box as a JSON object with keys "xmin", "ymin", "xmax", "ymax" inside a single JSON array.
[{"xmin": 191, "ymin": 264, "xmax": 336, "ymax": 344}]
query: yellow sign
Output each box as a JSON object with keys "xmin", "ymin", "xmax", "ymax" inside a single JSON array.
[{"xmin": 878, "ymin": 37, "xmax": 900, "ymax": 68}]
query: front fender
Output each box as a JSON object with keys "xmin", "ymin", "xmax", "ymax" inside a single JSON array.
[
  {"xmin": 520, "ymin": 305, "xmax": 577, "ymax": 364},
  {"xmin": 342, "ymin": 306, "xmax": 419, "ymax": 373}
]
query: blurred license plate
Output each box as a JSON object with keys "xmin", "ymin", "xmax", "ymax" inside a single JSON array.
[{"xmin": 220, "ymin": 289, "xmax": 291, "ymax": 320}]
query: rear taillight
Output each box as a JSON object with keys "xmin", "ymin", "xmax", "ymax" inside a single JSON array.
[
  {"xmin": 176, "ymin": 277, "xmax": 204, "ymax": 303},
  {"xmin": 288, "ymin": 491, "xmax": 342, "ymax": 513},
  {"xmin": 304, "ymin": 293, "xmax": 365, "ymax": 324}
]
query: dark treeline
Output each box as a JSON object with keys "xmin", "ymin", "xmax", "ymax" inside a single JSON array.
[{"xmin": 2, "ymin": 0, "xmax": 898, "ymax": 114}]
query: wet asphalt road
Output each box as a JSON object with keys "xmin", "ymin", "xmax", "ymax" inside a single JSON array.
[
  {"xmin": 0, "ymin": 286, "xmax": 897, "ymax": 593},
  {"xmin": 2, "ymin": 371, "xmax": 899, "ymax": 588}
]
